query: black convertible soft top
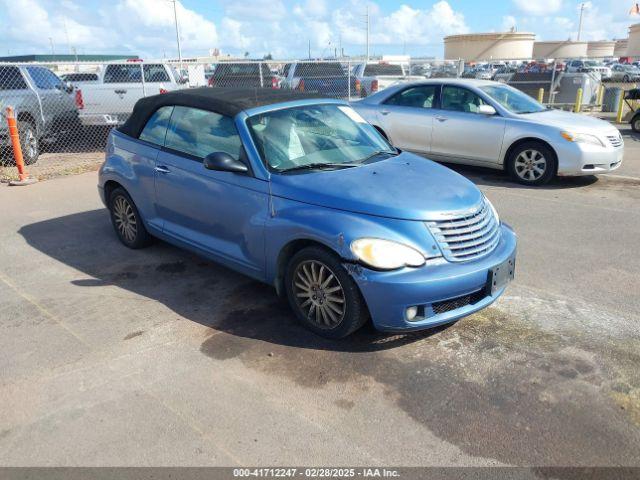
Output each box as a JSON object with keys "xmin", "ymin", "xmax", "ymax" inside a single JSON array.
[{"xmin": 118, "ymin": 87, "xmax": 327, "ymax": 138}]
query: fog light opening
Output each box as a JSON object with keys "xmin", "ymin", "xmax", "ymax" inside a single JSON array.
[{"xmin": 405, "ymin": 306, "xmax": 419, "ymax": 321}]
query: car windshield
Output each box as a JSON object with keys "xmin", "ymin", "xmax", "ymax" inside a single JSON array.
[
  {"xmin": 247, "ymin": 104, "xmax": 396, "ymax": 172},
  {"xmin": 479, "ymin": 84, "xmax": 547, "ymax": 114}
]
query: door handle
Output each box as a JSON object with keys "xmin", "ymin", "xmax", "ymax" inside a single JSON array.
[
  {"xmin": 380, "ymin": 110, "xmax": 390, "ymax": 116},
  {"xmin": 155, "ymin": 166, "xmax": 170, "ymax": 174},
  {"xmin": 114, "ymin": 89, "xmax": 127, "ymax": 94},
  {"xmin": 435, "ymin": 116, "xmax": 448, "ymax": 122}
]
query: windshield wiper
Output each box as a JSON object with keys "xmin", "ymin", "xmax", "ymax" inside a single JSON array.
[
  {"xmin": 278, "ymin": 162, "xmax": 361, "ymax": 173},
  {"xmin": 358, "ymin": 149, "xmax": 398, "ymax": 163}
]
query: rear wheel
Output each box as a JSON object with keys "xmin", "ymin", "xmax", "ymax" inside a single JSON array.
[
  {"xmin": 632, "ymin": 115, "xmax": 640, "ymax": 133},
  {"xmin": 108, "ymin": 187, "xmax": 152, "ymax": 249},
  {"xmin": 18, "ymin": 121, "xmax": 39, "ymax": 165},
  {"xmin": 507, "ymin": 141, "xmax": 557, "ymax": 186},
  {"xmin": 285, "ymin": 246, "xmax": 368, "ymax": 339}
]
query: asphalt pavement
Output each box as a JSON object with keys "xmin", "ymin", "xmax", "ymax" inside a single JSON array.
[{"xmin": 0, "ymin": 131, "xmax": 638, "ymax": 468}]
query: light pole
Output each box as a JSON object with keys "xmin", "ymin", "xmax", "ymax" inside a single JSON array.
[
  {"xmin": 172, "ymin": 0, "xmax": 183, "ymax": 64},
  {"xmin": 366, "ymin": 5, "xmax": 370, "ymax": 61},
  {"xmin": 577, "ymin": 2, "xmax": 585, "ymax": 41},
  {"xmin": 48, "ymin": 37, "xmax": 54, "ymax": 56}
]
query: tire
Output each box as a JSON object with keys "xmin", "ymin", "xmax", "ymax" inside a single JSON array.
[
  {"xmin": 633, "ymin": 116, "xmax": 640, "ymax": 133},
  {"xmin": 18, "ymin": 121, "xmax": 39, "ymax": 165},
  {"xmin": 285, "ymin": 246, "xmax": 369, "ymax": 339},
  {"xmin": 623, "ymin": 75, "xmax": 630, "ymax": 83},
  {"xmin": 507, "ymin": 141, "xmax": 557, "ymax": 186},
  {"xmin": 108, "ymin": 187, "xmax": 152, "ymax": 249}
]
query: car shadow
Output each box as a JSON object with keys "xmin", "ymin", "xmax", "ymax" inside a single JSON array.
[
  {"xmin": 19, "ymin": 209, "xmax": 446, "ymax": 353},
  {"xmin": 440, "ymin": 162, "xmax": 600, "ymax": 190}
]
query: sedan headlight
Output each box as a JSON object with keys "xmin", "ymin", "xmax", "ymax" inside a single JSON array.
[
  {"xmin": 561, "ymin": 131, "xmax": 605, "ymax": 147},
  {"xmin": 351, "ymin": 238, "xmax": 426, "ymax": 270}
]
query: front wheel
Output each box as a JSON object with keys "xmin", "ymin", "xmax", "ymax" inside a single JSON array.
[
  {"xmin": 18, "ymin": 121, "xmax": 39, "ymax": 165},
  {"xmin": 108, "ymin": 187, "xmax": 152, "ymax": 249},
  {"xmin": 285, "ymin": 246, "xmax": 369, "ymax": 339},
  {"xmin": 623, "ymin": 75, "xmax": 630, "ymax": 82},
  {"xmin": 507, "ymin": 142, "xmax": 557, "ymax": 186},
  {"xmin": 632, "ymin": 115, "xmax": 640, "ymax": 133}
]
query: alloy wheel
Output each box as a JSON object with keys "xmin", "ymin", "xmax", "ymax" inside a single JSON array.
[
  {"xmin": 293, "ymin": 260, "xmax": 345, "ymax": 329},
  {"xmin": 514, "ymin": 149, "xmax": 547, "ymax": 182},
  {"xmin": 21, "ymin": 127, "xmax": 37, "ymax": 160},
  {"xmin": 112, "ymin": 196, "xmax": 138, "ymax": 243}
]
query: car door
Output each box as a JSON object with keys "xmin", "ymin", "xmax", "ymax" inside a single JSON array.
[
  {"xmin": 375, "ymin": 84, "xmax": 439, "ymax": 154},
  {"xmin": 154, "ymin": 106, "xmax": 269, "ymax": 278},
  {"xmin": 24, "ymin": 66, "xmax": 71, "ymax": 135},
  {"xmin": 429, "ymin": 84, "xmax": 505, "ymax": 165},
  {"xmin": 143, "ymin": 64, "xmax": 176, "ymax": 94},
  {"xmin": 102, "ymin": 64, "xmax": 145, "ymax": 119}
]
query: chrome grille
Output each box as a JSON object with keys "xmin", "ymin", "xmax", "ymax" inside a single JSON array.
[
  {"xmin": 426, "ymin": 200, "xmax": 501, "ymax": 262},
  {"xmin": 607, "ymin": 134, "xmax": 623, "ymax": 148}
]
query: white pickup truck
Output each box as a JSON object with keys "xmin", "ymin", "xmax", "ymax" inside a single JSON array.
[
  {"xmin": 75, "ymin": 63, "xmax": 185, "ymax": 127},
  {"xmin": 352, "ymin": 62, "xmax": 422, "ymax": 98}
]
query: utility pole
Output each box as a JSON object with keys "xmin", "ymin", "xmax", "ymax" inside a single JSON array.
[
  {"xmin": 308, "ymin": 39, "xmax": 311, "ymax": 60},
  {"xmin": 366, "ymin": 5, "xmax": 370, "ymax": 61},
  {"xmin": 172, "ymin": 0, "xmax": 183, "ymax": 64},
  {"xmin": 577, "ymin": 2, "xmax": 585, "ymax": 41},
  {"xmin": 48, "ymin": 37, "xmax": 54, "ymax": 56}
]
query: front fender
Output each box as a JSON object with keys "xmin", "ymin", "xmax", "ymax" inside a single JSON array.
[{"xmin": 264, "ymin": 196, "xmax": 440, "ymax": 285}]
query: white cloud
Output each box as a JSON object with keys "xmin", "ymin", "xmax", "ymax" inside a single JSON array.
[{"xmin": 512, "ymin": 0, "xmax": 563, "ymax": 16}]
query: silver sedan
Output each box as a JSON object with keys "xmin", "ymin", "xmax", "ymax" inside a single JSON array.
[{"xmin": 352, "ymin": 79, "xmax": 624, "ymax": 185}]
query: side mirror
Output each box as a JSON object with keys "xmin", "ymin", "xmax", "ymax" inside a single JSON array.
[
  {"xmin": 203, "ymin": 152, "xmax": 248, "ymax": 174},
  {"xmin": 478, "ymin": 105, "xmax": 497, "ymax": 116}
]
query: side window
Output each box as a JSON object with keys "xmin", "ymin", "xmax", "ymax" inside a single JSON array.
[
  {"xmin": 385, "ymin": 86, "xmax": 438, "ymax": 109},
  {"xmin": 139, "ymin": 106, "xmax": 174, "ymax": 146},
  {"xmin": 143, "ymin": 64, "xmax": 170, "ymax": 83},
  {"xmin": 26, "ymin": 67, "xmax": 62, "ymax": 90},
  {"xmin": 441, "ymin": 86, "xmax": 487, "ymax": 113},
  {"xmin": 104, "ymin": 64, "xmax": 142, "ymax": 83},
  {"xmin": 0, "ymin": 66, "xmax": 28, "ymax": 90},
  {"xmin": 165, "ymin": 106, "xmax": 243, "ymax": 160}
]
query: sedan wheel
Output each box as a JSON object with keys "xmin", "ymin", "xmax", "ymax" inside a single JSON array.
[
  {"xmin": 19, "ymin": 121, "xmax": 39, "ymax": 165},
  {"xmin": 514, "ymin": 149, "xmax": 547, "ymax": 182},
  {"xmin": 293, "ymin": 260, "xmax": 345, "ymax": 329}
]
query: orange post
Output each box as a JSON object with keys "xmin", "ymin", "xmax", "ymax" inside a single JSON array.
[{"xmin": 5, "ymin": 107, "xmax": 36, "ymax": 186}]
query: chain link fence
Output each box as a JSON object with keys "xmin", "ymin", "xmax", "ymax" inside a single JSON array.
[{"xmin": 1, "ymin": 57, "xmax": 638, "ymax": 182}]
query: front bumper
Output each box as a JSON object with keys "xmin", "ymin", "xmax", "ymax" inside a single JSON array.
[
  {"xmin": 555, "ymin": 139, "xmax": 624, "ymax": 176},
  {"xmin": 353, "ymin": 224, "xmax": 517, "ymax": 332}
]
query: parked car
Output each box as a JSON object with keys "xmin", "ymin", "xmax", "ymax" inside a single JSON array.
[
  {"xmin": 280, "ymin": 62, "xmax": 356, "ymax": 97},
  {"xmin": 208, "ymin": 62, "xmax": 278, "ymax": 89},
  {"xmin": 0, "ymin": 64, "xmax": 79, "ymax": 164},
  {"xmin": 610, "ymin": 64, "xmax": 640, "ymax": 82},
  {"xmin": 352, "ymin": 62, "xmax": 422, "ymax": 97},
  {"xmin": 566, "ymin": 59, "xmax": 612, "ymax": 80},
  {"xmin": 352, "ymin": 79, "xmax": 624, "ymax": 186},
  {"xmin": 74, "ymin": 63, "xmax": 185, "ymax": 127},
  {"xmin": 99, "ymin": 88, "xmax": 516, "ymax": 338}
]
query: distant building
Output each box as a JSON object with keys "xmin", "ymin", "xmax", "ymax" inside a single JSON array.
[
  {"xmin": 444, "ymin": 32, "xmax": 535, "ymax": 61},
  {"xmin": 532, "ymin": 41, "xmax": 588, "ymax": 60}
]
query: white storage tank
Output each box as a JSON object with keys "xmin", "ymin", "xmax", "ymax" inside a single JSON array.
[
  {"xmin": 444, "ymin": 32, "xmax": 535, "ymax": 61},
  {"xmin": 532, "ymin": 41, "xmax": 588, "ymax": 59},
  {"xmin": 614, "ymin": 39, "xmax": 628, "ymax": 57},
  {"xmin": 587, "ymin": 41, "xmax": 616, "ymax": 58},
  {"xmin": 629, "ymin": 24, "xmax": 640, "ymax": 58}
]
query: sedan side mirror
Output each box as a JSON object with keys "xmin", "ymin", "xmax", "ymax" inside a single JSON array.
[
  {"xmin": 478, "ymin": 105, "xmax": 497, "ymax": 115},
  {"xmin": 203, "ymin": 152, "xmax": 248, "ymax": 174}
]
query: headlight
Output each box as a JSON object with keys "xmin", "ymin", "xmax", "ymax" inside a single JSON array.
[
  {"xmin": 485, "ymin": 196, "xmax": 500, "ymax": 225},
  {"xmin": 561, "ymin": 131, "xmax": 605, "ymax": 147},
  {"xmin": 351, "ymin": 238, "xmax": 426, "ymax": 270}
]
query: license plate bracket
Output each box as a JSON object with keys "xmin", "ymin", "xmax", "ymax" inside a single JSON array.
[{"xmin": 487, "ymin": 256, "xmax": 516, "ymax": 295}]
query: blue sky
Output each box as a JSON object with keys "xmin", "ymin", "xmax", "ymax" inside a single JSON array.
[{"xmin": 0, "ymin": 0, "xmax": 637, "ymax": 59}]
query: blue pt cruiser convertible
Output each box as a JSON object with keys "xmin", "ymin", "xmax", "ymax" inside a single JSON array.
[{"xmin": 99, "ymin": 88, "xmax": 517, "ymax": 338}]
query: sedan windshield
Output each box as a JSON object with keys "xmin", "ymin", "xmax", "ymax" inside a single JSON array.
[
  {"xmin": 479, "ymin": 84, "xmax": 547, "ymax": 114},
  {"xmin": 247, "ymin": 104, "xmax": 396, "ymax": 172}
]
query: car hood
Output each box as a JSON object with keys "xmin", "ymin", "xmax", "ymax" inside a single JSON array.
[
  {"xmin": 270, "ymin": 152, "xmax": 482, "ymax": 221},
  {"xmin": 519, "ymin": 109, "xmax": 619, "ymax": 134}
]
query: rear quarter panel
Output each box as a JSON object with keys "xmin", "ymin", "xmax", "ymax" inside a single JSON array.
[{"xmin": 99, "ymin": 131, "xmax": 161, "ymax": 232}]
